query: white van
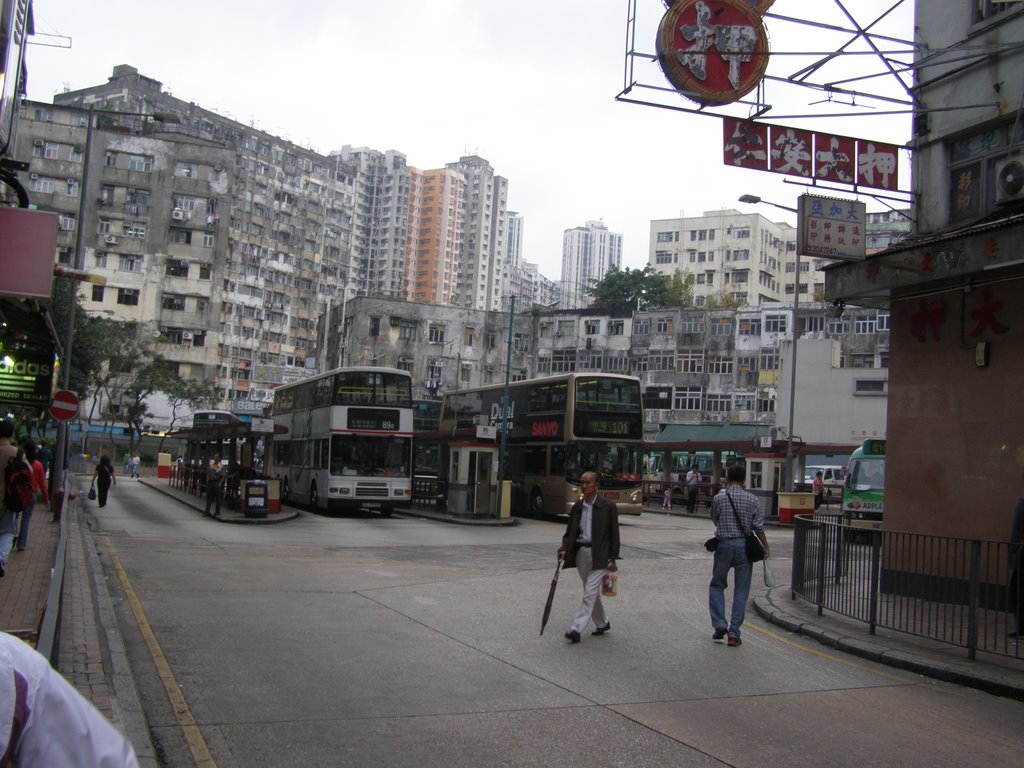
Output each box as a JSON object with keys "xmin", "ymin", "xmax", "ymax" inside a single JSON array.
[{"xmin": 803, "ymin": 465, "xmax": 845, "ymax": 508}]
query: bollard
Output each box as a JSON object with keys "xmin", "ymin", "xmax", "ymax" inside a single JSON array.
[{"xmin": 51, "ymin": 487, "xmax": 65, "ymax": 522}]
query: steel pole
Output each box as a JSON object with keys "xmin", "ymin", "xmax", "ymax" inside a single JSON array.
[
  {"xmin": 497, "ymin": 295, "xmax": 515, "ymax": 516},
  {"xmin": 50, "ymin": 105, "xmax": 93, "ymax": 499}
]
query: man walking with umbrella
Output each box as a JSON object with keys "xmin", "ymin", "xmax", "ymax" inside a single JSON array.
[{"xmin": 557, "ymin": 470, "xmax": 620, "ymax": 643}]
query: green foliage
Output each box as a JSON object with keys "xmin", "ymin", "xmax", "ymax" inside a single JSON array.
[
  {"xmin": 587, "ymin": 266, "xmax": 676, "ymax": 311},
  {"xmin": 666, "ymin": 271, "xmax": 696, "ymax": 307}
]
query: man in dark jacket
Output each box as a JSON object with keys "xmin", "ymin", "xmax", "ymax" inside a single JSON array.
[{"xmin": 557, "ymin": 471, "xmax": 620, "ymax": 643}]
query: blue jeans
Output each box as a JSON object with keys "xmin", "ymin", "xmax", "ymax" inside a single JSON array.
[
  {"xmin": 17, "ymin": 495, "xmax": 35, "ymax": 550},
  {"xmin": 709, "ymin": 537, "xmax": 753, "ymax": 638}
]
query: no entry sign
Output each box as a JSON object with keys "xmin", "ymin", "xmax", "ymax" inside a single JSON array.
[{"xmin": 49, "ymin": 389, "xmax": 79, "ymax": 421}]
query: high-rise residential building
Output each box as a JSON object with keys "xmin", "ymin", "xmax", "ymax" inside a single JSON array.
[
  {"xmin": 406, "ymin": 166, "xmax": 466, "ymax": 305},
  {"xmin": 560, "ymin": 220, "xmax": 623, "ymax": 309},
  {"xmin": 24, "ymin": 64, "xmax": 362, "ymax": 413},
  {"xmin": 333, "ymin": 145, "xmax": 410, "ymax": 300},
  {"xmin": 446, "ymin": 155, "xmax": 508, "ymax": 311}
]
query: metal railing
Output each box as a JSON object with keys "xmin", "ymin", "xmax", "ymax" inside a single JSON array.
[{"xmin": 792, "ymin": 515, "xmax": 1023, "ymax": 661}]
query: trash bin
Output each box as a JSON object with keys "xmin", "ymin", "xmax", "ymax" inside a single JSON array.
[
  {"xmin": 777, "ymin": 491, "xmax": 814, "ymax": 524},
  {"xmin": 243, "ymin": 480, "xmax": 268, "ymax": 519}
]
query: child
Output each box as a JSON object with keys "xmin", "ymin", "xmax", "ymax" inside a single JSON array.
[{"xmin": 662, "ymin": 485, "xmax": 672, "ymax": 510}]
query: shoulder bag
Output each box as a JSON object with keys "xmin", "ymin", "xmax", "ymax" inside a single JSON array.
[{"xmin": 726, "ymin": 491, "xmax": 766, "ymax": 563}]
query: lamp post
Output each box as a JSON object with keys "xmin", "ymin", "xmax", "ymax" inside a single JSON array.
[
  {"xmin": 738, "ymin": 194, "xmax": 802, "ymax": 492},
  {"xmin": 497, "ymin": 294, "xmax": 515, "ymax": 518},
  {"xmin": 49, "ymin": 106, "xmax": 180, "ymax": 506}
]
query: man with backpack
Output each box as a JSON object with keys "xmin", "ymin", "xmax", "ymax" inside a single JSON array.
[{"xmin": 0, "ymin": 420, "xmax": 22, "ymax": 577}]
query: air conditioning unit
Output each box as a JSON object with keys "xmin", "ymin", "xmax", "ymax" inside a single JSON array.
[
  {"xmin": 104, "ymin": 235, "xmax": 119, "ymax": 244},
  {"xmin": 995, "ymin": 157, "xmax": 1024, "ymax": 204},
  {"xmin": 29, "ymin": 173, "xmax": 38, "ymax": 180},
  {"xmin": 32, "ymin": 139, "xmax": 44, "ymax": 147},
  {"xmin": 73, "ymin": 145, "xmax": 83, "ymax": 153},
  {"xmin": 182, "ymin": 331, "xmax": 194, "ymax": 340},
  {"xmin": 172, "ymin": 209, "xmax": 185, "ymax": 220}
]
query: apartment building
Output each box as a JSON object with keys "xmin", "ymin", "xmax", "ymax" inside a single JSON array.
[
  {"xmin": 560, "ymin": 220, "xmax": 624, "ymax": 309},
  {"xmin": 406, "ymin": 166, "xmax": 466, "ymax": 305}
]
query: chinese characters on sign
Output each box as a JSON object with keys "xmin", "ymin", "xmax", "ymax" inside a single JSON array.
[
  {"xmin": 797, "ymin": 194, "xmax": 867, "ymax": 261},
  {"xmin": 724, "ymin": 119, "xmax": 901, "ymax": 192},
  {"xmin": 657, "ymin": 0, "xmax": 770, "ymax": 107}
]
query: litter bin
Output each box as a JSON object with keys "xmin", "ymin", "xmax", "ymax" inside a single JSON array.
[
  {"xmin": 243, "ymin": 480, "xmax": 268, "ymax": 519},
  {"xmin": 777, "ymin": 491, "xmax": 814, "ymax": 524}
]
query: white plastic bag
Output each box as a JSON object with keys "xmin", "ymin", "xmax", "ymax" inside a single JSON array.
[{"xmin": 762, "ymin": 557, "xmax": 777, "ymax": 588}]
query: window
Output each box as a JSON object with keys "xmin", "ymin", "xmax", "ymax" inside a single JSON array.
[
  {"xmin": 584, "ymin": 319, "xmax": 600, "ymax": 335},
  {"xmin": 609, "ymin": 320, "xmax": 624, "ymax": 336},
  {"xmin": 606, "ymin": 354, "xmax": 629, "ymax": 372},
  {"xmin": 677, "ymin": 352, "xmax": 703, "ymax": 373},
  {"xmin": 551, "ymin": 349, "xmax": 576, "ymax": 373},
  {"xmin": 399, "ymin": 320, "xmax": 417, "ymax": 341},
  {"xmin": 849, "ymin": 353, "xmax": 875, "ymax": 368},
  {"xmin": 656, "ymin": 231, "xmax": 679, "ymax": 242},
  {"xmin": 463, "ymin": 327, "xmax": 476, "ymax": 346},
  {"xmin": 706, "ymin": 394, "xmax": 731, "ymax": 412},
  {"xmin": 760, "ymin": 348, "xmax": 779, "ymax": 370},
  {"xmin": 57, "ymin": 214, "xmax": 75, "ymax": 231},
  {"xmin": 631, "ymin": 354, "xmax": 647, "ymax": 373},
  {"xmin": 94, "ymin": 252, "xmax": 108, "ymax": 269},
  {"xmin": 428, "ymin": 323, "xmax": 445, "ymax": 344},
  {"xmin": 90, "ymin": 285, "xmax": 104, "ymax": 302},
  {"xmin": 202, "ymin": 233, "xmax": 215, "ymax": 248},
  {"xmin": 162, "ymin": 294, "xmax": 186, "ymax": 311},
  {"xmin": 171, "ymin": 229, "xmax": 192, "ymax": 245},
  {"xmin": 711, "ymin": 317, "xmax": 732, "ymax": 336},
  {"xmin": 118, "ymin": 255, "xmax": 143, "ymax": 272},
  {"xmin": 876, "ymin": 312, "xmax": 890, "ymax": 331},
  {"xmin": 655, "ymin": 317, "xmax": 673, "ymax": 333},
  {"xmin": 828, "ymin": 318, "xmax": 851, "ymax": 334},
  {"xmin": 854, "ymin": 379, "xmax": 887, "ymax": 395},
  {"xmin": 736, "ymin": 355, "xmax": 757, "ymax": 373},
  {"xmin": 175, "ymin": 161, "xmax": 194, "ymax": 177},
  {"xmin": 123, "ymin": 221, "xmax": 147, "ymax": 238},
  {"xmin": 117, "ymin": 288, "xmax": 140, "ymax": 306},
  {"xmin": 734, "ymin": 393, "xmax": 754, "ymax": 411},
  {"xmin": 651, "ymin": 353, "xmax": 675, "ymax": 371},
  {"xmin": 673, "ymin": 387, "xmax": 702, "ymax": 411},
  {"xmin": 655, "ymin": 250, "xmax": 675, "ymax": 264},
  {"xmin": 734, "ymin": 227, "xmax": 751, "ymax": 238},
  {"xmin": 764, "ymin": 314, "xmax": 788, "ymax": 333},
  {"xmin": 199, "ymin": 264, "xmax": 212, "ymax": 280},
  {"xmin": 756, "ymin": 394, "xmax": 775, "ymax": 414},
  {"xmin": 801, "ymin": 315, "xmax": 825, "ymax": 333},
  {"xmin": 369, "ymin": 317, "xmax": 381, "ymax": 337},
  {"xmin": 738, "ymin": 317, "xmax": 761, "ymax": 336},
  {"xmin": 128, "ymin": 155, "xmax": 152, "ymax": 172},
  {"xmin": 708, "ymin": 357, "xmax": 734, "ymax": 375},
  {"xmin": 513, "ymin": 333, "xmax": 529, "ymax": 352},
  {"xmin": 855, "ymin": 316, "xmax": 877, "ymax": 334},
  {"xmin": 679, "ymin": 317, "xmax": 705, "ymax": 334},
  {"xmin": 633, "ymin": 319, "xmax": 650, "ymax": 335},
  {"xmin": 166, "ymin": 260, "xmax": 189, "ymax": 278},
  {"xmin": 28, "ymin": 176, "xmax": 55, "ymax": 194}
]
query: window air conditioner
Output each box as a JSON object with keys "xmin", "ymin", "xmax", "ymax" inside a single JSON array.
[
  {"xmin": 29, "ymin": 173, "xmax": 38, "ymax": 180},
  {"xmin": 172, "ymin": 209, "xmax": 185, "ymax": 220},
  {"xmin": 104, "ymin": 235, "xmax": 119, "ymax": 244},
  {"xmin": 33, "ymin": 139, "xmax": 44, "ymax": 147},
  {"xmin": 995, "ymin": 157, "xmax": 1024, "ymax": 205},
  {"xmin": 182, "ymin": 331, "xmax": 194, "ymax": 340}
]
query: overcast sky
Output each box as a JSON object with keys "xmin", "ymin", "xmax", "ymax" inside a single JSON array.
[{"xmin": 25, "ymin": 0, "xmax": 915, "ymax": 282}]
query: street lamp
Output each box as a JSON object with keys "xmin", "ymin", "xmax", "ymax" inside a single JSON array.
[
  {"xmin": 50, "ymin": 106, "xmax": 181, "ymax": 507},
  {"xmin": 738, "ymin": 193, "xmax": 801, "ymax": 492}
]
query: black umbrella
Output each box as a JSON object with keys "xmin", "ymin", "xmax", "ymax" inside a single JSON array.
[{"xmin": 539, "ymin": 560, "xmax": 563, "ymax": 635}]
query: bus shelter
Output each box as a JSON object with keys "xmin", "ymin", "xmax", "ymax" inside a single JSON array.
[{"xmin": 165, "ymin": 418, "xmax": 287, "ymax": 511}]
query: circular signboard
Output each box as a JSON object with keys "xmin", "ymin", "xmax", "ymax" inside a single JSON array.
[
  {"xmin": 657, "ymin": 0, "xmax": 771, "ymax": 107},
  {"xmin": 49, "ymin": 389, "xmax": 80, "ymax": 421}
]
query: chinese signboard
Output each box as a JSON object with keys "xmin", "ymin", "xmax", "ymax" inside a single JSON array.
[
  {"xmin": 657, "ymin": 0, "xmax": 770, "ymax": 107},
  {"xmin": 724, "ymin": 118, "xmax": 900, "ymax": 192},
  {"xmin": 797, "ymin": 194, "xmax": 867, "ymax": 261}
]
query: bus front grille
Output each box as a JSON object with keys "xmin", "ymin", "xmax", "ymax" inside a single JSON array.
[{"xmin": 356, "ymin": 483, "xmax": 389, "ymax": 497}]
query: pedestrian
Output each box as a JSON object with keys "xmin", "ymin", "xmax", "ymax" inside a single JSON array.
[
  {"xmin": 1009, "ymin": 490, "xmax": 1024, "ymax": 639},
  {"xmin": 128, "ymin": 453, "xmax": 141, "ymax": 479},
  {"xmin": 812, "ymin": 470, "xmax": 825, "ymax": 511},
  {"xmin": 0, "ymin": 421, "xmax": 21, "ymax": 577},
  {"xmin": 708, "ymin": 464, "xmax": 769, "ymax": 647},
  {"xmin": 686, "ymin": 465, "xmax": 701, "ymax": 514},
  {"xmin": 17, "ymin": 440, "xmax": 49, "ymax": 552},
  {"xmin": 205, "ymin": 453, "xmax": 224, "ymax": 517},
  {"xmin": 36, "ymin": 440, "xmax": 52, "ymax": 478},
  {"xmin": 557, "ymin": 470, "xmax": 620, "ymax": 643},
  {"xmin": 662, "ymin": 484, "xmax": 672, "ymax": 511},
  {"xmin": 0, "ymin": 631, "xmax": 140, "ymax": 766},
  {"xmin": 92, "ymin": 455, "xmax": 116, "ymax": 508}
]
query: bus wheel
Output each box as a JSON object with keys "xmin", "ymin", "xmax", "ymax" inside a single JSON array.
[
  {"xmin": 530, "ymin": 489, "xmax": 544, "ymax": 517},
  {"xmin": 380, "ymin": 508, "xmax": 393, "ymax": 518},
  {"xmin": 309, "ymin": 484, "xmax": 319, "ymax": 511}
]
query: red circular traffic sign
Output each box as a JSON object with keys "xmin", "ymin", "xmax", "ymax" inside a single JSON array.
[{"xmin": 49, "ymin": 389, "xmax": 79, "ymax": 421}]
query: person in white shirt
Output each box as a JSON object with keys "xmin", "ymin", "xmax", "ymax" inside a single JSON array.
[{"xmin": 0, "ymin": 631, "xmax": 139, "ymax": 767}]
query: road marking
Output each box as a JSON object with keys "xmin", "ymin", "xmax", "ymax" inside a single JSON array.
[
  {"xmin": 102, "ymin": 535, "xmax": 219, "ymax": 767},
  {"xmin": 746, "ymin": 622, "xmax": 966, "ymax": 697}
]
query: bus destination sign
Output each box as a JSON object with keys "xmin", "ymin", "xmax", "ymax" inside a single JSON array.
[{"xmin": 348, "ymin": 408, "xmax": 400, "ymax": 432}]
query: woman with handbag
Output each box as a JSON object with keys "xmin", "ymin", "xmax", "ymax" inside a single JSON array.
[
  {"xmin": 708, "ymin": 464, "xmax": 768, "ymax": 647},
  {"xmin": 92, "ymin": 455, "xmax": 116, "ymax": 508}
]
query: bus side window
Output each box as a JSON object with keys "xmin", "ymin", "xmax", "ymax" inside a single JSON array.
[{"xmin": 551, "ymin": 446, "xmax": 566, "ymax": 478}]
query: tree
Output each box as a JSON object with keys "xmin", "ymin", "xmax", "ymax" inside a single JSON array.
[
  {"xmin": 666, "ymin": 270, "xmax": 696, "ymax": 307},
  {"xmin": 588, "ymin": 266, "xmax": 673, "ymax": 311},
  {"xmin": 159, "ymin": 378, "xmax": 218, "ymax": 453}
]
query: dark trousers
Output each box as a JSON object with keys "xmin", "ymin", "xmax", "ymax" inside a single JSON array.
[
  {"xmin": 687, "ymin": 487, "xmax": 699, "ymax": 513},
  {"xmin": 205, "ymin": 482, "xmax": 222, "ymax": 516}
]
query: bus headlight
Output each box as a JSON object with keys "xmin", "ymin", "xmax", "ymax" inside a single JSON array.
[{"xmin": 630, "ymin": 489, "xmax": 641, "ymax": 504}]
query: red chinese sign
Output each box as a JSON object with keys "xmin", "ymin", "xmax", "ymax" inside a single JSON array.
[
  {"xmin": 657, "ymin": 0, "xmax": 770, "ymax": 107},
  {"xmin": 724, "ymin": 119, "xmax": 900, "ymax": 192}
]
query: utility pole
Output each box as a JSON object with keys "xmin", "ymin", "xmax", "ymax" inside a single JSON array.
[{"xmin": 497, "ymin": 294, "xmax": 515, "ymax": 518}]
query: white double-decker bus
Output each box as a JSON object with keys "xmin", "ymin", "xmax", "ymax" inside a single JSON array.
[{"xmin": 270, "ymin": 367, "xmax": 413, "ymax": 516}]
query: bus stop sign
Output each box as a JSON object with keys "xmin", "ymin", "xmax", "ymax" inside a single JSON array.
[{"xmin": 49, "ymin": 389, "xmax": 79, "ymax": 421}]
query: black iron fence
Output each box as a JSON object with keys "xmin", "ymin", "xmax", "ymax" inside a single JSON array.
[{"xmin": 792, "ymin": 515, "xmax": 1023, "ymax": 661}]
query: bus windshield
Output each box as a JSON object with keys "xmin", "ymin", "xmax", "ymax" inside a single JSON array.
[
  {"xmin": 568, "ymin": 441, "xmax": 643, "ymax": 485},
  {"xmin": 331, "ymin": 434, "xmax": 410, "ymax": 478},
  {"xmin": 848, "ymin": 456, "xmax": 885, "ymax": 491}
]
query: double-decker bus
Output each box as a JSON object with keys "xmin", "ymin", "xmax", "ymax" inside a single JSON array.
[
  {"xmin": 842, "ymin": 438, "xmax": 886, "ymax": 530},
  {"xmin": 270, "ymin": 367, "xmax": 413, "ymax": 516},
  {"xmin": 439, "ymin": 373, "xmax": 644, "ymax": 516}
]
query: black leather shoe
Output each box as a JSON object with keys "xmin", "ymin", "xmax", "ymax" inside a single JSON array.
[
  {"xmin": 564, "ymin": 630, "xmax": 581, "ymax": 643},
  {"xmin": 712, "ymin": 626, "xmax": 728, "ymax": 640},
  {"xmin": 591, "ymin": 622, "xmax": 611, "ymax": 636}
]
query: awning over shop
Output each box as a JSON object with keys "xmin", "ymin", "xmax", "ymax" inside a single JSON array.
[{"xmin": 650, "ymin": 424, "xmax": 769, "ymax": 451}]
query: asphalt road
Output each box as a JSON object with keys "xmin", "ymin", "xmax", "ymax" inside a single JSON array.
[{"xmin": 87, "ymin": 482, "xmax": 1024, "ymax": 768}]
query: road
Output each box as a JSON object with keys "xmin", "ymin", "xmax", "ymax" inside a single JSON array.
[{"xmin": 89, "ymin": 481, "xmax": 1024, "ymax": 768}]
